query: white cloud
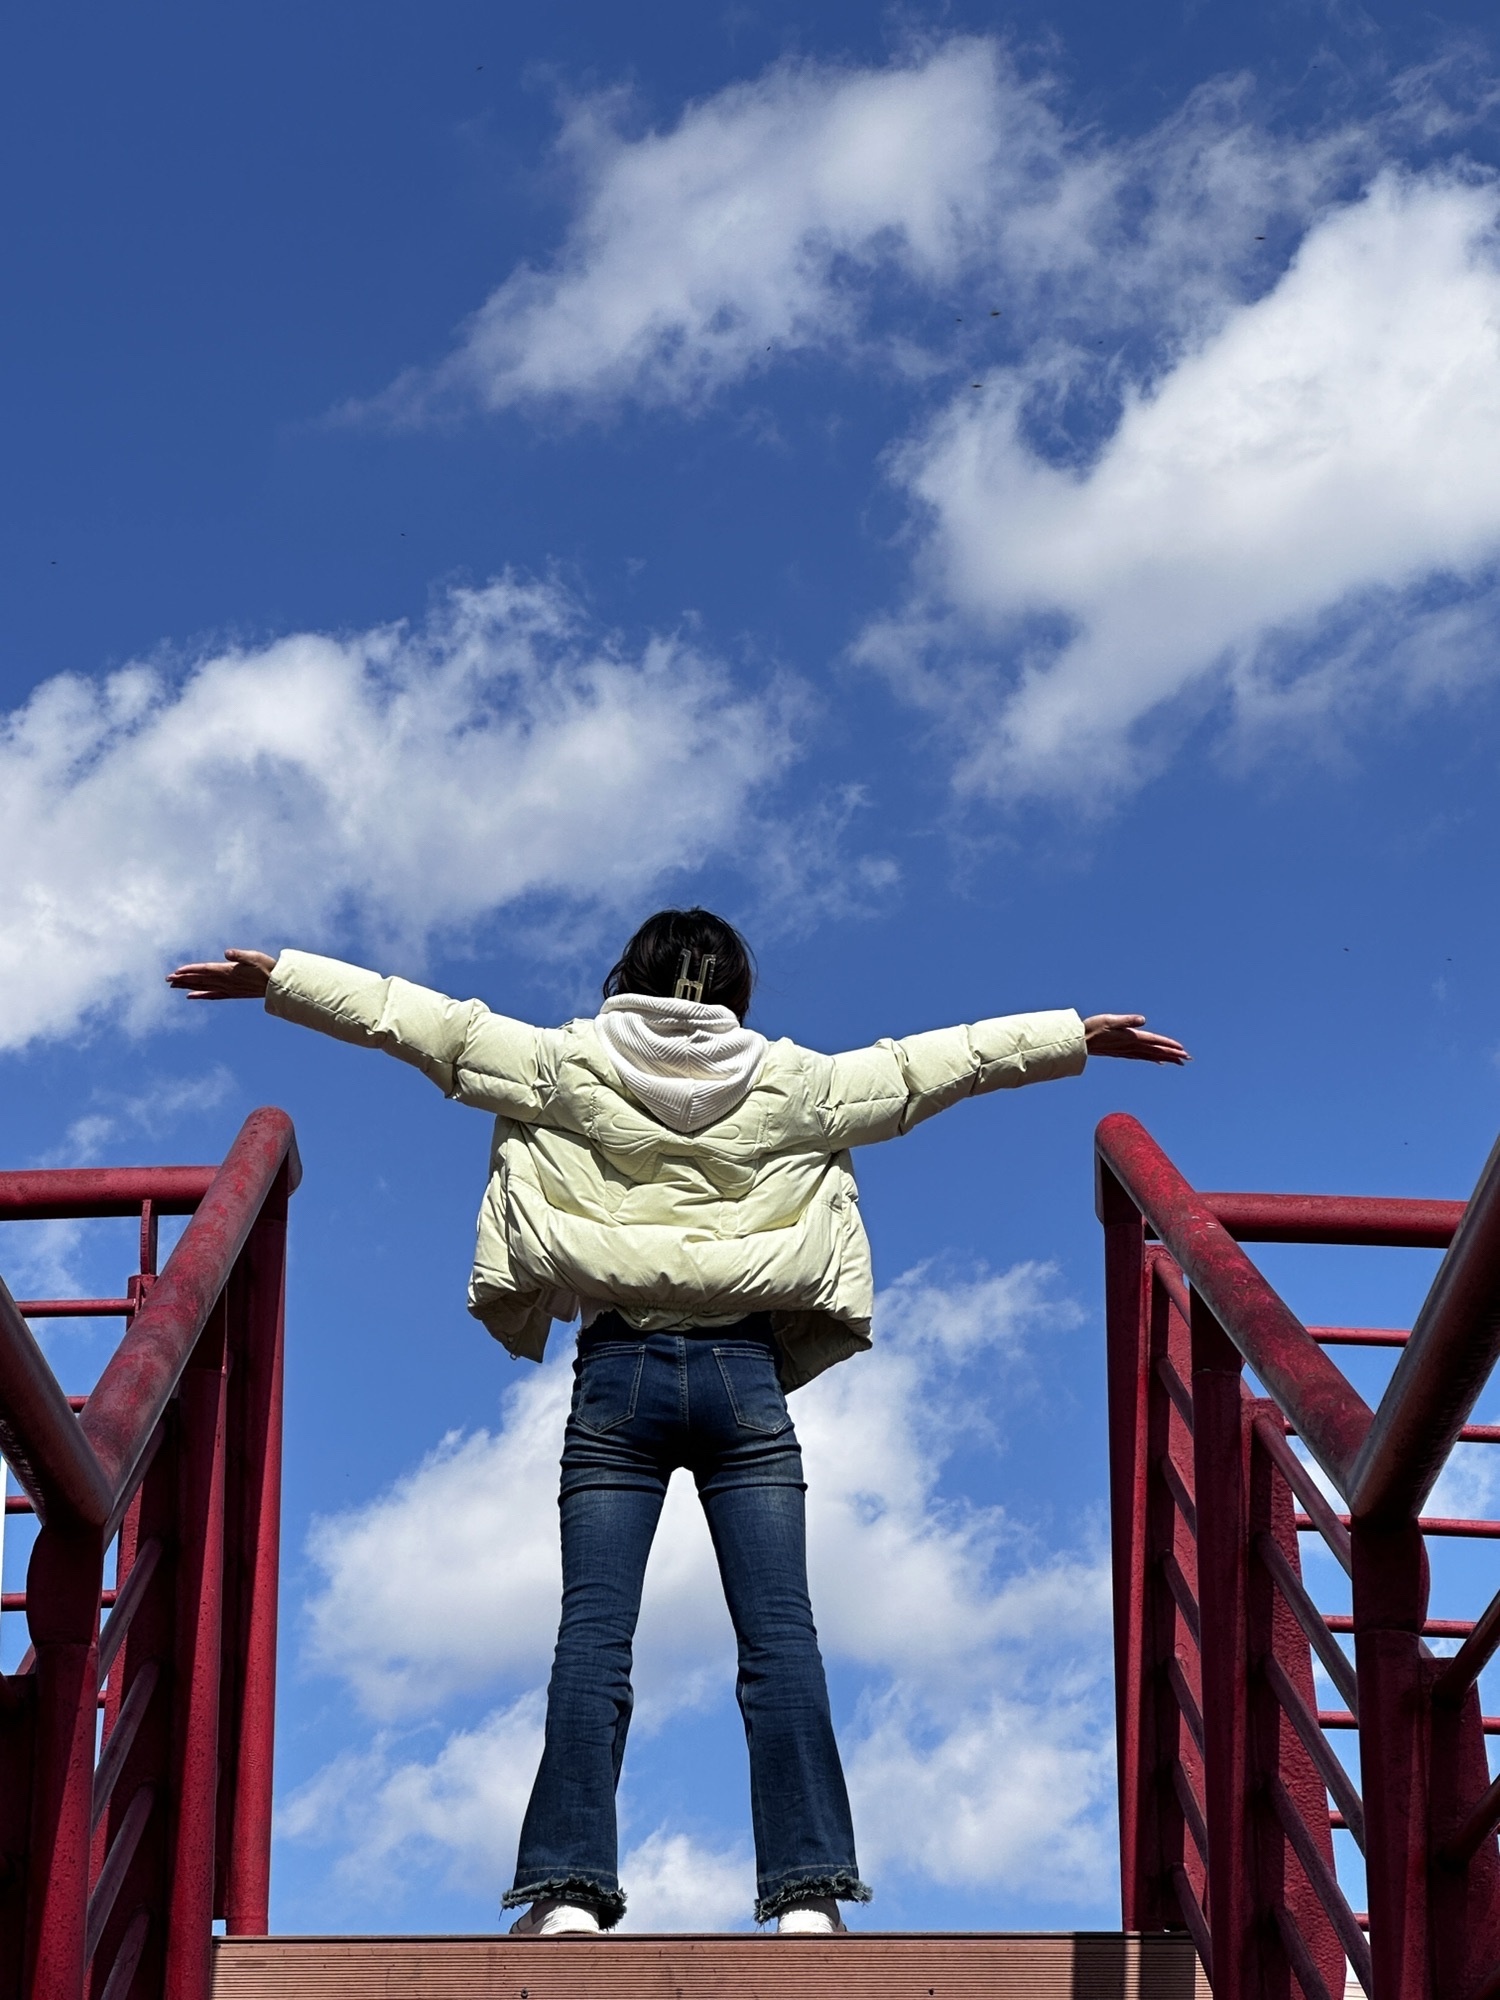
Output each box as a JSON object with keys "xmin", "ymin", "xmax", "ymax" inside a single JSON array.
[
  {"xmin": 361, "ymin": 42, "xmax": 1367, "ymax": 425},
  {"xmin": 37, "ymin": 1066, "xmax": 237, "ymax": 1168},
  {"xmin": 278, "ymin": 1696, "xmax": 545, "ymax": 1898},
  {"xmin": 294, "ymin": 1262, "xmax": 1114, "ymax": 1915},
  {"xmin": 369, "ymin": 40, "xmax": 1016, "ymax": 419},
  {"xmin": 0, "ymin": 577, "xmax": 791, "ymax": 1051},
  {"xmin": 611, "ymin": 1831, "xmax": 753, "ymax": 1932},
  {"xmin": 847, "ymin": 1686, "xmax": 1114, "ymax": 1897},
  {"xmin": 865, "ymin": 168, "xmax": 1500, "ymax": 799}
]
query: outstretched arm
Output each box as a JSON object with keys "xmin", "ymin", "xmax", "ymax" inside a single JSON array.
[
  {"xmin": 166, "ymin": 949, "xmax": 277, "ymax": 998},
  {"xmin": 167, "ymin": 947, "xmax": 550, "ymax": 1118},
  {"xmin": 817, "ymin": 1004, "xmax": 1189, "ymax": 1148},
  {"xmin": 1084, "ymin": 1014, "xmax": 1190, "ymax": 1064}
]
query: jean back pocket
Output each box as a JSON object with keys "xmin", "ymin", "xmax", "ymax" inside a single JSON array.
[
  {"xmin": 713, "ymin": 1343, "xmax": 792, "ymax": 1434},
  {"xmin": 573, "ymin": 1341, "xmax": 645, "ymax": 1433}
]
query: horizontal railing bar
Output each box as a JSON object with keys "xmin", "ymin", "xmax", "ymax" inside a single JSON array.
[
  {"xmin": 1161, "ymin": 1551, "xmax": 1202, "ymax": 1648},
  {"xmin": 4, "ymin": 1496, "xmax": 33, "ymax": 1514},
  {"xmin": 1324, "ymin": 1613, "xmax": 1472, "ymax": 1638},
  {"xmin": 97, "ymin": 1538, "xmax": 163, "ymax": 1682},
  {"xmin": 1096, "ymin": 1118, "xmax": 1373, "ymax": 1495},
  {"xmin": 1169, "ymin": 1862, "xmax": 1212, "ymax": 1986},
  {"xmin": 1330, "ymin": 1813, "xmax": 1348, "ymax": 1828},
  {"xmin": 92, "ymin": 1660, "xmax": 160, "ymax": 1831},
  {"xmin": 1274, "ymin": 1902, "xmax": 1338, "ymax": 2000},
  {"xmin": 1253, "ymin": 1410, "xmax": 1352, "ymax": 1576},
  {"xmin": 16, "ymin": 1300, "xmax": 134, "ymax": 1320},
  {"xmin": 1169, "ymin": 1758, "xmax": 1209, "ymax": 1866},
  {"xmin": 85, "ymin": 1783, "xmax": 154, "ymax": 1964},
  {"xmin": 1356, "ymin": 1424, "xmax": 1500, "ymax": 1448},
  {"xmin": 1167, "ymin": 1655, "xmax": 1206, "ymax": 1754},
  {"xmin": 1303, "ymin": 1708, "xmax": 1500, "ymax": 1732},
  {"xmin": 1158, "ymin": 1452, "xmax": 1198, "ymax": 1539},
  {"xmin": 1439, "ymin": 1765, "xmax": 1500, "ymax": 1869},
  {"xmin": 1156, "ymin": 1355, "xmax": 1195, "ymax": 1433},
  {"xmin": 1, "ymin": 1588, "xmax": 116, "ymax": 1615},
  {"xmin": 1255, "ymin": 1532, "xmax": 1359, "ymax": 1711},
  {"xmin": 1267, "ymin": 1772, "xmax": 1373, "ymax": 1997},
  {"xmin": 1264, "ymin": 1654, "xmax": 1366, "ymax": 1851},
  {"xmin": 1295, "ymin": 1513, "xmax": 1500, "ymax": 1540},
  {"xmin": 1197, "ymin": 1192, "xmax": 1464, "ymax": 1248},
  {"xmin": 1435, "ymin": 1585, "xmax": 1500, "ymax": 1705},
  {"xmin": 1309, "ymin": 1327, "xmax": 1409, "ymax": 1348},
  {"xmin": 0, "ymin": 1167, "xmax": 214, "ymax": 1219}
]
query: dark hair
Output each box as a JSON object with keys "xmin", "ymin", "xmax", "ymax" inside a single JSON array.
[{"xmin": 603, "ymin": 907, "xmax": 757, "ymax": 1021}]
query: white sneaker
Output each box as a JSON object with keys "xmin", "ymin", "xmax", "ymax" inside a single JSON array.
[
  {"xmin": 777, "ymin": 1898, "xmax": 846, "ymax": 1935},
  {"xmin": 509, "ymin": 1899, "xmax": 602, "ymax": 1936}
]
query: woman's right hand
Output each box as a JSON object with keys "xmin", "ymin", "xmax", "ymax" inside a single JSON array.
[{"xmin": 166, "ymin": 948, "xmax": 278, "ymax": 1000}]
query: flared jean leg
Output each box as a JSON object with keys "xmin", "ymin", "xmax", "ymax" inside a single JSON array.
[
  {"xmin": 696, "ymin": 1460, "xmax": 869, "ymax": 1922},
  {"xmin": 506, "ymin": 1474, "xmax": 666, "ymax": 1926}
]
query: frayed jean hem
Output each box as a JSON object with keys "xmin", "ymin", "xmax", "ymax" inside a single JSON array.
[
  {"xmin": 755, "ymin": 1870, "xmax": 872, "ymax": 1924},
  {"xmin": 502, "ymin": 1876, "xmax": 626, "ymax": 1930}
]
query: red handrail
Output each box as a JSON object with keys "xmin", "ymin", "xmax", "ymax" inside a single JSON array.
[
  {"xmin": 1097, "ymin": 1115, "xmax": 1375, "ymax": 1493},
  {"xmin": 1099, "ymin": 1113, "xmax": 1500, "ymax": 2000},
  {"xmin": 0, "ymin": 1109, "xmax": 299, "ymax": 2000}
]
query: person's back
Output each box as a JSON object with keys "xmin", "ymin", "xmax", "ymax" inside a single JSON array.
[{"xmin": 169, "ymin": 903, "xmax": 1187, "ymax": 1934}]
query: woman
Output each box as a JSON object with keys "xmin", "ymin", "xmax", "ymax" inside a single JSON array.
[{"xmin": 168, "ymin": 908, "xmax": 1187, "ymax": 1936}]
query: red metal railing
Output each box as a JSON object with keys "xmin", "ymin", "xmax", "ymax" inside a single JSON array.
[
  {"xmin": 1098, "ymin": 1113, "xmax": 1500, "ymax": 2000},
  {"xmin": 0, "ymin": 1109, "xmax": 298, "ymax": 2000}
]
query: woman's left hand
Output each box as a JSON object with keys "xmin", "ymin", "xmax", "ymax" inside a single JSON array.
[{"xmin": 1084, "ymin": 1014, "xmax": 1191, "ymax": 1064}]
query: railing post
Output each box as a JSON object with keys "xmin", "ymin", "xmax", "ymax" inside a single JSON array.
[
  {"xmin": 1191, "ymin": 1291, "xmax": 1256, "ymax": 2000},
  {"xmin": 1099, "ymin": 1159, "xmax": 1159, "ymax": 1927},
  {"xmin": 1146, "ymin": 1255, "xmax": 1206, "ymax": 1941},
  {"xmin": 24, "ymin": 1522, "xmax": 105, "ymax": 2000},
  {"xmin": 1245, "ymin": 1401, "xmax": 1346, "ymax": 2000},
  {"xmin": 1353, "ymin": 1520, "xmax": 1432, "ymax": 2000},
  {"xmin": 1429, "ymin": 1659, "xmax": 1500, "ymax": 2000},
  {"xmin": 163, "ymin": 1308, "xmax": 229, "ymax": 2000},
  {"xmin": 220, "ymin": 1180, "xmax": 289, "ymax": 1936}
]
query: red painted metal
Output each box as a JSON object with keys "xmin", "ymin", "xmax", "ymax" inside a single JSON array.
[
  {"xmin": 0, "ymin": 1171, "xmax": 216, "ymax": 1220},
  {"xmin": 1099, "ymin": 1113, "xmax": 1500, "ymax": 2000},
  {"xmin": 1195, "ymin": 1194, "xmax": 1466, "ymax": 1249},
  {"xmin": 0, "ymin": 1110, "xmax": 298, "ymax": 2000}
]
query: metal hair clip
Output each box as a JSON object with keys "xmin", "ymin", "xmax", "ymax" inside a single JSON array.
[{"xmin": 673, "ymin": 951, "xmax": 716, "ymax": 1003}]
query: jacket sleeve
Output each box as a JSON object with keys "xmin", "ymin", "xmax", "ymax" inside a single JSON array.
[
  {"xmin": 811, "ymin": 1008, "xmax": 1088, "ymax": 1149},
  {"xmin": 264, "ymin": 950, "xmax": 552, "ymax": 1119}
]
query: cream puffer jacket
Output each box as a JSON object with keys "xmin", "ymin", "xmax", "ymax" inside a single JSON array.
[{"xmin": 266, "ymin": 951, "xmax": 1088, "ymax": 1389}]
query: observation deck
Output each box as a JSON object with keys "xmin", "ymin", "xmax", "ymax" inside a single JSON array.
[{"xmin": 0, "ymin": 1107, "xmax": 1497, "ymax": 1996}]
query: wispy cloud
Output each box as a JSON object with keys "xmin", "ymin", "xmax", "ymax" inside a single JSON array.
[
  {"xmin": 290, "ymin": 1262, "xmax": 1113, "ymax": 1918},
  {"xmin": 354, "ymin": 39, "xmax": 1017, "ymax": 421},
  {"xmin": 865, "ymin": 168, "xmax": 1500, "ymax": 802},
  {"xmin": 349, "ymin": 41, "xmax": 1368, "ymax": 426},
  {"xmin": 0, "ymin": 577, "xmax": 793, "ymax": 1051}
]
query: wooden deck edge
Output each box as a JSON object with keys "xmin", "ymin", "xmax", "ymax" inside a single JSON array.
[{"xmin": 213, "ymin": 1928, "xmax": 1212, "ymax": 1998}]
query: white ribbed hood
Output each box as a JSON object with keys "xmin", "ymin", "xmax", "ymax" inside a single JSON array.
[{"xmin": 594, "ymin": 993, "xmax": 767, "ymax": 1134}]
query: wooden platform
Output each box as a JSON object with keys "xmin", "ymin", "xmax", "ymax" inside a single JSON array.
[{"xmin": 212, "ymin": 1931, "xmax": 1210, "ymax": 1999}]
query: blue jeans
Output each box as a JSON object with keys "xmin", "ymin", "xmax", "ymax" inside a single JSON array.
[{"xmin": 504, "ymin": 1313, "xmax": 870, "ymax": 1928}]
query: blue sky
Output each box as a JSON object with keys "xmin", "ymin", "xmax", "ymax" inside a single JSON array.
[{"xmin": 5, "ymin": 0, "xmax": 1500, "ymax": 1938}]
